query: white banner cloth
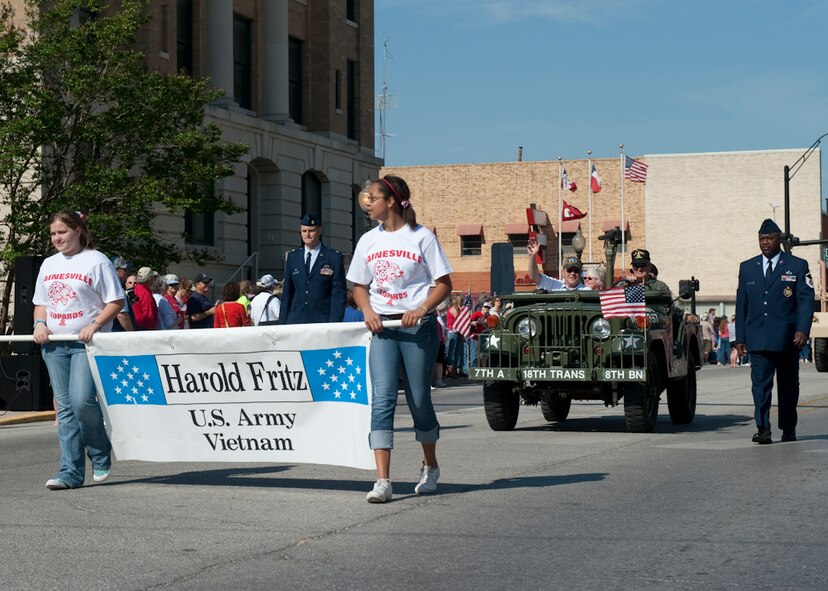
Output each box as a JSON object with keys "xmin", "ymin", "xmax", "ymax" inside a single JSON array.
[{"xmin": 86, "ymin": 323, "xmax": 375, "ymax": 469}]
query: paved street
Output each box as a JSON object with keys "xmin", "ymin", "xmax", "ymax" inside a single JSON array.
[{"xmin": 2, "ymin": 365, "xmax": 827, "ymax": 590}]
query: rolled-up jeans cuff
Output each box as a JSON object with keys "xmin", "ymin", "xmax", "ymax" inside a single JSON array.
[
  {"xmin": 415, "ymin": 424, "xmax": 440, "ymax": 444},
  {"xmin": 369, "ymin": 429, "xmax": 394, "ymax": 450}
]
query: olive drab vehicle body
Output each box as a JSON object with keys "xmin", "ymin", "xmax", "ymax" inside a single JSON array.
[{"xmin": 472, "ymin": 271, "xmax": 704, "ymax": 433}]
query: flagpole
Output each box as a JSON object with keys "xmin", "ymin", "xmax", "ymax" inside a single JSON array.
[
  {"xmin": 587, "ymin": 150, "xmax": 593, "ymax": 262},
  {"xmin": 558, "ymin": 156, "xmax": 563, "ymax": 276},
  {"xmin": 619, "ymin": 144, "xmax": 626, "ymax": 278}
]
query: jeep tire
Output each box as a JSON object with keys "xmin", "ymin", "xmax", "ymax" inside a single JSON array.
[
  {"xmin": 623, "ymin": 351, "xmax": 660, "ymax": 433},
  {"xmin": 483, "ymin": 382, "xmax": 519, "ymax": 431},
  {"xmin": 541, "ymin": 396, "xmax": 572, "ymax": 422},
  {"xmin": 815, "ymin": 338, "xmax": 828, "ymax": 372},
  {"xmin": 667, "ymin": 360, "xmax": 697, "ymax": 424}
]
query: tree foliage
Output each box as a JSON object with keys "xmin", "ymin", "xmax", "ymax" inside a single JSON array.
[{"xmin": 0, "ymin": 0, "xmax": 248, "ymax": 334}]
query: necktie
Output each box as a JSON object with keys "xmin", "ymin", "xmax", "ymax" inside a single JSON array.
[
  {"xmin": 305, "ymin": 251, "xmax": 312, "ymax": 274},
  {"xmin": 766, "ymin": 260, "xmax": 772, "ymax": 279}
]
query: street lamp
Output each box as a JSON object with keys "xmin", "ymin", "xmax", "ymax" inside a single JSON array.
[
  {"xmin": 783, "ymin": 132, "xmax": 828, "ymax": 250},
  {"xmin": 571, "ymin": 228, "xmax": 586, "ymax": 263}
]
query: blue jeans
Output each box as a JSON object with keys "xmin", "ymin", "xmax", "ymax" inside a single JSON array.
[
  {"xmin": 446, "ymin": 331, "xmax": 466, "ymax": 372},
  {"xmin": 717, "ymin": 338, "xmax": 731, "ymax": 365},
  {"xmin": 469, "ymin": 338, "xmax": 479, "ymax": 368},
  {"xmin": 369, "ymin": 315, "xmax": 440, "ymax": 449},
  {"xmin": 42, "ymin": 342, "xmax": 111, "ymax": 487}
]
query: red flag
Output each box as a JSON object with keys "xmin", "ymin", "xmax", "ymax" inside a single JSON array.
[
  {"xmin": 590, "ymin": 164, "xmax": 602, "ymax": 193},
  {"xmin": 561, "ymin": 167, "xmax": 577, "ymax": 192},
  {"xmin": 562, "ymin": 200, "xmax": 586, "ymax": 221}
]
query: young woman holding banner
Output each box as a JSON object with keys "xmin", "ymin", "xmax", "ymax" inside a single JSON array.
[
  {"xmin": 33, "ymin": 210, "xmax": 125, "ymax": 490},
  {"xmin": 348, "ymin": 175, "xmax": 453, "ymax": 503}
]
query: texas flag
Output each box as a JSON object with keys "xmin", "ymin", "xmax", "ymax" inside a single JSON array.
[
  {"xmin": 562, "ymin": 200, "xmax": 587, "ymax": 221},
  {"xmin": 590, "ymin": 164, "xmax": 602, "ymax": 193},
  {"xmin": 561, "ymin": 167, "xmax": 577, "ymax": 192}
]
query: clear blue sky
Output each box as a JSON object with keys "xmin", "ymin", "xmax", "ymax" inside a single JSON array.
[{"xmin": 374, "ymin": 0, "xmax": 827, "ymax": 192}]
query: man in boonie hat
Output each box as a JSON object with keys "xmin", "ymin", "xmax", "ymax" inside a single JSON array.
[
  {"xmin": 280, "ymin": 212, "xmax": 346, "ymax": 324},
  {"xmin": 131, "ymin": 267, "xmax": 159, "ymax": 330},
  {"xmin": 250, "ymin": 274, "xmax": 283, "ymax": 326},
  {"xmin": 527, "ymin": 237, "xmax": 588, "ymax": 291},
  {"xmin": 734, "ymin": 218, "xmax": 814, "ymax": 445}
]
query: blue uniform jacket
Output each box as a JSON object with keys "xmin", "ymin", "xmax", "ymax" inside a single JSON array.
[
  {"xmin": 735, "ymin": 252, "xmax": 814, "ymax": 352},
  {"xmin": 279, "ymin": 243, "xmax": 346, "ymax": 324}
]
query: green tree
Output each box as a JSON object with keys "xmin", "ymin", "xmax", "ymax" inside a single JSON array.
[{"xmin": 0, "ymin": 0, "xmax": 248, "ymax": 335}]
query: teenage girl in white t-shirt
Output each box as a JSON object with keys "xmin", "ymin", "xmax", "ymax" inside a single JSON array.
[
  {"xmin": 347, "ymin": 175, "xmax": 452, "ymax": 503},
  {"xmin": 33, "ymin": 210, "xmax": 125, "ymax": 491}
]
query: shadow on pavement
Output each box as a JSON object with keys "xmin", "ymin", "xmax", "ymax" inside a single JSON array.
[
  {"xmin": 514, "ymin": 412, "xmax": 753, "ymax": 434},
  {"xmin": 98, "ymin": 465, "xmax": 608, "ymax": 495}
]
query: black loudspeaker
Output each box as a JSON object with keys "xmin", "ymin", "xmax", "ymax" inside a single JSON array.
[
  {"xmin": 0, "ymin": 355, "xmax": 52, "ymax": 411},
  {"xmin": 13, "ymin": 255, "xmax": 45, "ymax": 355},
  {"xmin": 491, "ymin": 243, "xmax": 515, "ymax": 296}
]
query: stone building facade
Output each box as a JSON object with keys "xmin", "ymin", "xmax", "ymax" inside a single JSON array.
[{"xmin": 6, "ymin": 0, "xmax": 381, "ymax": 283}]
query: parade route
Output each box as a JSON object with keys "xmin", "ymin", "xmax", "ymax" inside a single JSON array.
[{"xmin": 1, "ymin": 365, "xmax": 827, "ymax": 590}]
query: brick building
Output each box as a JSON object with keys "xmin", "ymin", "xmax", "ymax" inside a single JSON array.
[{"xmin": 383, "ymin": 148, "xmax": 824, "ymax": 313}]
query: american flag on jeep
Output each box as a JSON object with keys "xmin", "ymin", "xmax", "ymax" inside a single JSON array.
[{"xmin": 599, "ymin": 285, "xmax": 646, "ymax": 318}]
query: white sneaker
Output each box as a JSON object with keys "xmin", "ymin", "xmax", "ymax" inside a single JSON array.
[
  {"xmin": 414, "ymin": 463, "xmax": 440, "ymax": 494},
  {"xmin": 366, "ymin": 479, "xmax": 392, "ymax": 503}
]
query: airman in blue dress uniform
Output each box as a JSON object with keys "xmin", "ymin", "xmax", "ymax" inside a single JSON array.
[
  {"xmin": 734, "ymin": 219, "xmax": 814, "ymax": 444},
  {"xmin": 279, "ymin": 213, "xmax": 346, "ymax": 324}
]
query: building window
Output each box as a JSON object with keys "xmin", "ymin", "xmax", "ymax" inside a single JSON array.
[
  {"xmin": 302, "ymin": 172, "xmax": 322, "ymax": 218},
  {"xmin": 233, "ymin": 15, "xmax": 252, "ymax": 110},
  {"xmin": 184, "ymin": 209, "xmax": 215, "ymax": 246},
  {"xmin": 346, "ymin": 0, "xmax": 357, "ymax": 22},
  {"xmin": 289, "ymin": 37, "xmax": 303, "ymax": 124},
  {"xmin": 71, "ymin": 8, "xmax": 98, "ymax": 28},
  {"xmin": 160, "ymin": 2, "xmax": 169, "ymax": 54},
  {"xmin": 335, "ymin": 69, "xmax": 342, "ymax": 111},
  {"xmin": 176, "ymin": 0, "xmax": 193, "ymax": 74},
  {"xmin": 507, "ymin": 233, "xmax": 530, "ymax": 254},
  {"xmin": 347, "ymin": 60, "xmax": 358, "ymax": 140},
  {"xmin": 461, "ymin": 236, "xmax": 482, "ymax": 257}
]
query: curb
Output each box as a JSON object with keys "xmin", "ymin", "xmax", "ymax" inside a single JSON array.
[{"xmin": 0, "ymin": 411, "xmax": 55, "ymax": 426}]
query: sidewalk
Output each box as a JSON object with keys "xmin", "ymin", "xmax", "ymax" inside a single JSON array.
[{"xmin": 0, "ymin": 410, "xmax": 55, "ymax": 426}]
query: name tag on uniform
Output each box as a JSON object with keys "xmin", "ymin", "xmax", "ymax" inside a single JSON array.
[
  {"xmin": 320, "ymin": 264, "xmax": 334, "ymax": 276},
  {"xmin": 781, "ymin": 274, "xmax": 797, "ymax": 282}
]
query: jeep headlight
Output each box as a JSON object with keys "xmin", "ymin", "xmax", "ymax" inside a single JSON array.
[
  {"xmin": 590, "ymin": 318, "xmax": 612, "ymax": 340},
  {"xmin": 516, "ymin": 317, "xmax": 537, "ymax": 339}
]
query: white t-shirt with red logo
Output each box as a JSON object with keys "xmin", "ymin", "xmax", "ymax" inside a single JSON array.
[
  {"xmin": 33, "ymin": 249, "xmax": 126, "ymax": 334},
  {"xmin": 347, "ymin": 224, "xmax": 452, "ymax": 316}
]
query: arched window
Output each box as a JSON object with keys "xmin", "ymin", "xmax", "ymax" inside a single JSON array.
[{"xmin": 302, "ymin": 171, "xmax": 322, "ymax": 218}]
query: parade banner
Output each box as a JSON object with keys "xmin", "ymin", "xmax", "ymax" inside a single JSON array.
[{"xmin": 86, "ymin": 323, "xmax": 375, "ymax": 470}]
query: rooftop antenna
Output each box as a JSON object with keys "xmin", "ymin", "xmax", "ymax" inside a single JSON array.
[
  {"xmin": 376, "ymin": 39, "xmax": 398, "ymax": 161},
  {"xmin": 770, "ymin": 202, "xmax": 781, "ymax": 220}
]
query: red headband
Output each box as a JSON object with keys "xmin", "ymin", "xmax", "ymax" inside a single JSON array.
[{"xmin": 381, "ymin": 178, "xmax": 410, "ymax": 209}]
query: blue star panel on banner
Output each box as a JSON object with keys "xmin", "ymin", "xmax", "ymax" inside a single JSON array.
[
  {"xmin": 95, "ymin": 355, "xmax": 168, "ymax": 405},
  {"xmin": 300, "ymin": 346, "xmax": 369, "ymax": 405}
]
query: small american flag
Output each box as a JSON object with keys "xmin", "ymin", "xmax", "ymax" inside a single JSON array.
[
  {"xmin": 454, "ymin": 293, "xmax": 473, "ymax": 337},
  {"xmin": 624, "ymin": 156, "xmax": 648, "ymax": 183},
  {"xmin": 599, "ymin": 285, "xmax": 646, "ymax": 318}
]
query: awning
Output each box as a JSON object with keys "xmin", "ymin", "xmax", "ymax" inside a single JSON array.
[
  {"xmin": 601, "ymin": 219, "xmax": 631, "ymax": 232},
  {"xmin": 456, "ymin": 224, "xmax": 483, "ymax": 236},
  {"xmin": 504, "ymin": 223, "xmax": 529, "ymax": 235},
  {"xmin": 551, "ymin": 220, "xmax": 582, "ymax": 233}
]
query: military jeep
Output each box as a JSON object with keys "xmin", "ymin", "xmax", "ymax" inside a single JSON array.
[{"xmin": 472, "ymin": 283, "xmax": 703, "ymax": 433}]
